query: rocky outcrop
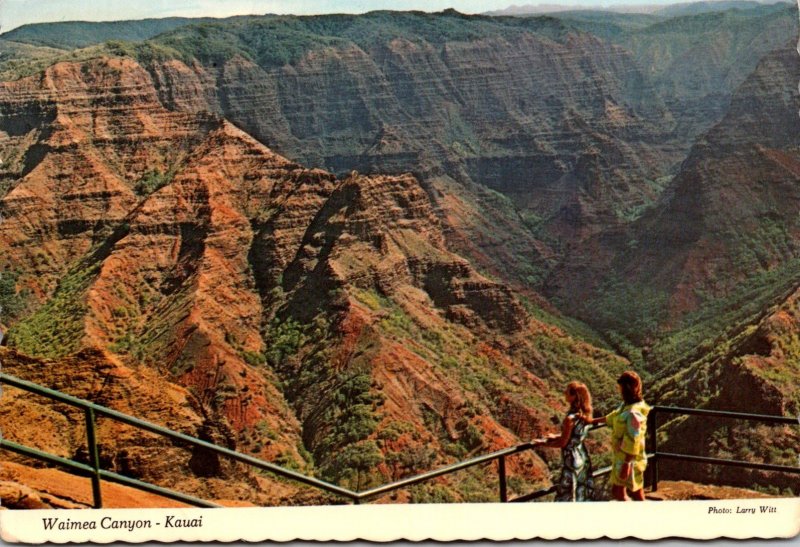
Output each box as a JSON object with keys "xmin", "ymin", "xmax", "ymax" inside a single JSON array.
[{"xmin": 0, "ymin": 57, "xmax": 214, "ymax": 300}]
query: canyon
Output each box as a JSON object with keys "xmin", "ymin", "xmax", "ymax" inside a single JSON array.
[{"xmin": 0, "ymin": 3, "xmax": 798, "ymax": 504}]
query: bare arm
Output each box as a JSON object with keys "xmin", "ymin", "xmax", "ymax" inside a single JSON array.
[
  {"xmin": 586, "ymin": 415, "xmax": 606, "ymax": 426},
  {"xmin": 545, "ymin": 415, "xmax": 574, "ymax": 448}
]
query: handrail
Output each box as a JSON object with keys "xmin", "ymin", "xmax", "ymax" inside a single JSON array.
[
  {"xmin": 0, "ymin": 371, "xmax": 607, "ymax": 506},
  {"xmin": 510, "ymin": 462, "xmax": 615, "ymax": 502},
  {"xmin": 647, "ymin": 405, "xmax": 800, "ymax": 493},
  {"xmin": 2, "ymin": 372, "xmax": 798, "ymax": 507},
  {"xmin": 656, "ymin": 452, "xmax": 800, "ymax": 474},
  {"xmin": 651, "ymin": 405, "xmax": 797, "ymax": 425},
  {"xmin": 354, "ymin": 424, "xmax": 606, "ymax": 502},
  {"xmin": 1, "ymin": 439, "xmax": 220, "ymax": 508},
  {"xmin": 355, "ymin": 442, "xmax": 541, "ymax": 501},
  {"xmin": 0, "ymin": 372, "xmax": 359, "ymax": 505}
]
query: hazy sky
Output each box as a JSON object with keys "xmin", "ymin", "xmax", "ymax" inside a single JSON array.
[{"xmin": 0, "ymin": 0, "xmax": 684, "ymax": 32}]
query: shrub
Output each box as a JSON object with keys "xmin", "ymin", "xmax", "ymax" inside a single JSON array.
[
  {"xmin": 134, "ymin": 169, "xmax": 172, "ymax": 196},
  {"xmin": 8, "ymin": 262, "xmax": 99, "ymax": 358},
  {"xmin": 323, "ymin": 440, "xmax": 384, "ymax": 491},
  {"xmin": 0, "ymin": 270, "xmax": 27, "ymax": 323}
]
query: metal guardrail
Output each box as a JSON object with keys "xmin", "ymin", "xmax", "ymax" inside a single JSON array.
[
  {"xmin": 1, "ymin": 373, "xmax": 798, "ymax": 507},
  {"xmin": 355, "ymin": 426, "xmax": 608, "ymax": 503},
  {"xmin": 510, "ymin": 461, "xmax": 617, "ymax": 503},
  {"xmin": 0, "ymin": 372, "xmax": 606, "ymax": 506},
  {"xmin": 0, "ymin": 373, "xmax": 358, "ymax": 507},
  {"xmin": 0, "ymin": 438, "xmax": 220, "ymax": 508},
  {"xmin": 356, "ymin": 439, "xmax": 543, "ymax": 503},
  {"xmin": 647, "ymin": 405, "xmax": 800, "ymax": 492}
]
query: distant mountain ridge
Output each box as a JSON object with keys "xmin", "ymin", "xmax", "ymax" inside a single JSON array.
[
  {"xmin": 0, "ymin": 17, "xmax": 217, "ymax": 49},
  {"xmin": 484, "ymin": 0, "xmax": 789, "ymax": 16}
]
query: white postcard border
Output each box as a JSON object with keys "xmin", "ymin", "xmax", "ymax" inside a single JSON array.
[{"xmin": 1, "ymin": 497, "xmax": 799, "ymax": 543}]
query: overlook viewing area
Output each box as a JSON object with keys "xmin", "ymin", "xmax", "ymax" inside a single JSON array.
[{"xmin": 1, "ymin": 372, "xmax": 798, "ymax": 508}]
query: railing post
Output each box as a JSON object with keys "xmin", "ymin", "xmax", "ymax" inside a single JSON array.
[
  {"xmin": 85, "ymin": 408, "xmax": 103, "ymax": 508},
  {"xmin": 498, "ymin": 456, "xmax": 508, "ymax": 502},
  {"xmin": 648, "ymin": 408, "xmax": 659, "ymax": 492}
]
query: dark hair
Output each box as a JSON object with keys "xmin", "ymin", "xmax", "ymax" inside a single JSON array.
[
  {"xmin": 566, "ymin": 381, "xmax": 593, "ymax": 420},
  {"xmin": 617, "ymin": 370, "xmax": 643, "ymax": 405}
]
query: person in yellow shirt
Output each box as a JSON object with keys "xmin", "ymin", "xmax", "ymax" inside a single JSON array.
[{"xmin": 590, "ymin": 371, "xmax": 650, "ymax": 501}]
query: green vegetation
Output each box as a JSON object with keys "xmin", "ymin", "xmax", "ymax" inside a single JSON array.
[
  {"xmin": 421, "ymin": 405, "xmax": 485, "ymax": 461},
  {"xmin": 0, "ymin": 270, "xmax": 28, "ymax": 323},
  {"xmin": 362, "ymin": 284, "xmax": 625, "ymax": 412},
  {"xmin": 617, "ymin": 176, "xmax": 673, "ymax": 223},
  {"xmin": 213, "ymin": 377, "xmax": 238, "ymax": 407},
  {"xmin": 385, "ymin": 444, "xmax": 437, "ymax": 474},
  {"xmin": 658, "ymin": 416, "xmax": 798, "ymax": 493},
  {"xmin": 110, "ymin": 330, "xmax": 147, "ymax": 361},
  {"xmin": 530, "ymin": 333, "xmax": 629, "ymax": 407},
  {"xmin": 264, "ymin": 318, "xmax": 307, "ymax": 386},
  {"xmin": 521, "ymin": 296, "xmax": 611, "ymax": 350},
  {"xmin": 408, "ymin": 483, "xmax": 457, "ymax": 503},
  {"xmin": 377, "ymin": 420, "xmax": 414, "ymax": 441},
  {"xmin": 240, "ymin": 350, "xmax": 267, "ymax": 366},
  {"xmin": 519, "ymin": 210, "xmax": 548, "ymax": 242},
  {"xmin": 472, "ymin": 185, "xmax": 555, "ymax": 288},
  {"xmin": 2, "ymin": 18, "xmax": 215, "ymax": 50},
  {"xmin": 154, "ymin": 23, "xmax": 259, "ymax": 66},
  {"xmin": 312, "ymin": 369, "xmax": 385, "ymax": 489},
  {"xmin": 0, "ymin": 38, "xmax": 183, "ymax": 81},
  {"xmin": 314, "ymin": 372, "xmax": 381, "ymax": 454},
  {"xmin": 402, "ymin": 439, "xmax": 495, "ymax": 502},
  {"xmin": 361, "ymin": 290, "xmax": 519, "ymax": 409},
  {"xmin": 7, "ymin": 261, "xmax": 99, "ymax": 358},
  {"xmin": 255, "ymin": 419, "xmax": 280, "ymax": 441},
  {"xmin": 0, "ymin": 41, "xmax": 88, "ymax": 81},
  {"xmin": 652, "ymin": 258, "xmax": 800, "ymax": 372},
  {"xmin": 588, "ymin": 277, "xmax": 670, "ymax": 344},
  {"xmin": 146, "ymin": 10, "xmax": 574, "ymax": 70},
  {"xmin": 264, "ymin": 314, "xmax": 385, "ymax": 490},
  {"xmin": 578, "ymin": 248, "xmax": 800, "ymax": 381},
  {"xmin": 104, "ymin": 40, "xmax": 186, "ymax": 65},
  {"xmin": 168, "ymin": 353, "xmax": 195, "ymax": 377},
  {"xmin": 324, "ymin": 439, "xmax": 383, "ymax": 490},
  {"xmin": 453, "ymin": 468, "xmax": 498, "ymax": 502}
]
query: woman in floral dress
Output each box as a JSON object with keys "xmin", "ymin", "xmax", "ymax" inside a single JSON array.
[{"xmin": 545, "ymin": 381, "xmax": 595, "ymax": 501}]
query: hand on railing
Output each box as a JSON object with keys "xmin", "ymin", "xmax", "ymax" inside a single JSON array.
[{"xmin": 541, "ymin": 433, "xmax": 562, "ymax": 448}]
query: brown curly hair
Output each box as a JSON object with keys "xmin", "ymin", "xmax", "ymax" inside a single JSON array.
[
  {"xmin": 617, "ymin": 370, "xmax": 643, "ymax": 404},
  {"xmin": 566, "ymin": 381, "xmax": 593, "ymax": 420}
]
